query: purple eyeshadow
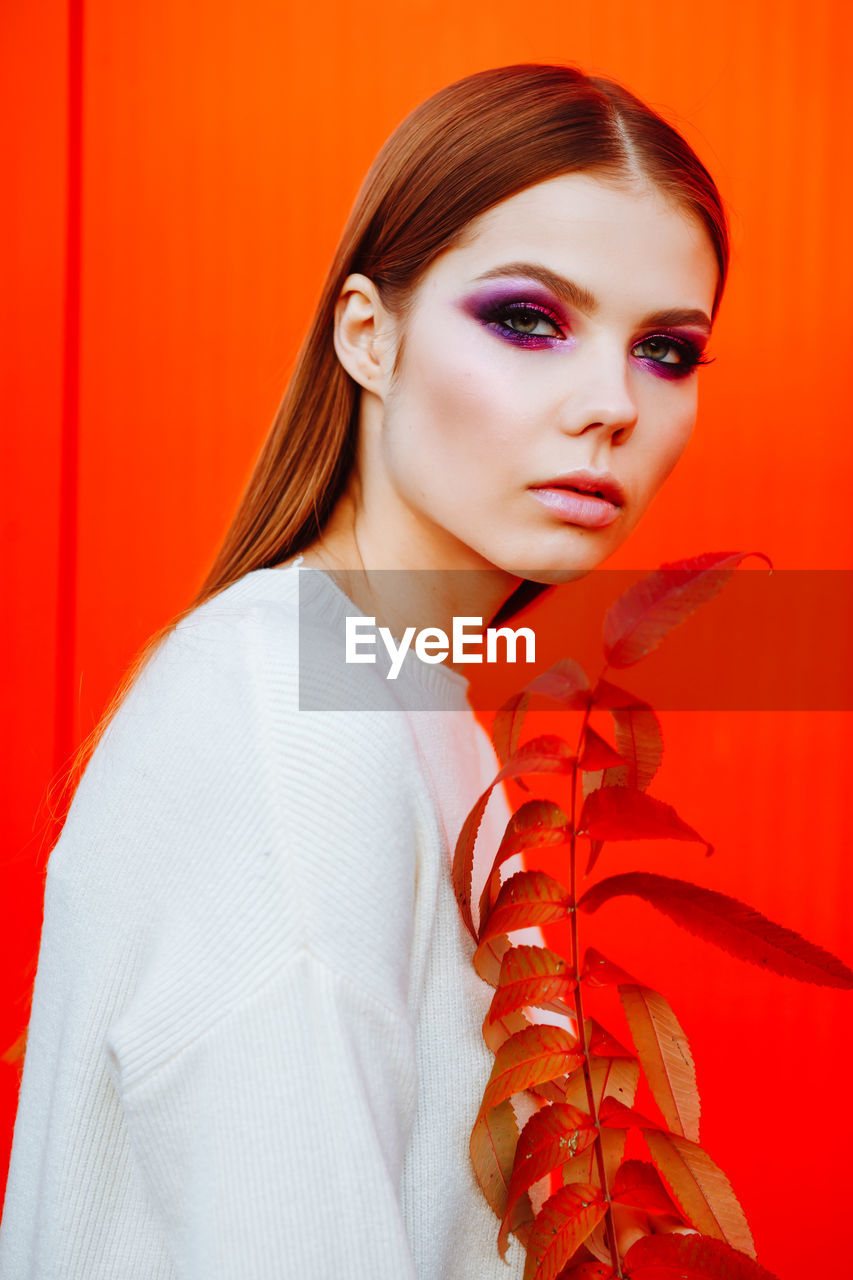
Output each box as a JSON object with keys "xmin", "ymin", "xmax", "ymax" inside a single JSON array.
[
  {"xmin": 633, "ymin": 334, "xmax": 708, "ymax": 381},
  {"xmin": 456, "ymin": 281, "xmax": 709, "ymax": 375},
  {"xmin": 464, "ymin": 280, "xmax": 567, "ymax": 315},
  {"xmin": 458, "ymin": 283, "xmax": 570, "ymax": 350},
  {"xmin": 640, "ymin": 357, "xmax": 692, "ymax": 381}
]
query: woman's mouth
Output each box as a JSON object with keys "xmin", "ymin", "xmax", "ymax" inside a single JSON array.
[{"xmin": 528, "ymin": 480, "xmax": 623, "ymax": 529}]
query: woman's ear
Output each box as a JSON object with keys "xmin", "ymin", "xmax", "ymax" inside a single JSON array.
[{"xmin": 332, "ymin": 273, "xmax": 396, "ymax": 397}]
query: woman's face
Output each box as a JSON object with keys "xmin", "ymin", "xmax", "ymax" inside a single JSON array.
[{"xmin": 346, "ymin": 172, "xmax": 719, "ymax": 583}]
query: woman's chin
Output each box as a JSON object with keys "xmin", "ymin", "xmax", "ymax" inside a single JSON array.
[
  {"xmin": 517, "ymin": 566, "xmax": 597, "ymax": 586},
  {"xmin": 493, "ymin": 553, "xmax": 616, "ymax": 586},
  {"xmin": 485, "ymin": 529, "xmax": 626, "ymax": 585}
]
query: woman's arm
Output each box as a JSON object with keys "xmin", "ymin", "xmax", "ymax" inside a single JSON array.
[
  {"xmin": 101, "ymin": 608, "xmax": 427, "ymax": 1277},
  {"xmin": 3, "ymin": 603, "xmax": 428, "ymax": 1278},
  {"xmin": 107, "ymin": 948, "xmax": 419, "ymax": 1277}
]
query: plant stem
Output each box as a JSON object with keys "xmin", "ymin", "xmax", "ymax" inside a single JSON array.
[{"xmin": 568, "ymin": 683, "xmax": 622, "ymax": 1278}]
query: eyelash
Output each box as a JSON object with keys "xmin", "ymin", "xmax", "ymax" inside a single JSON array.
[
  {"xmin": 482, "ymin": 300, "xmax": 566, "ymax": 343},
  {"xmin": 482, "ymin": 299, "xmax": 714, "ymax": 378}
]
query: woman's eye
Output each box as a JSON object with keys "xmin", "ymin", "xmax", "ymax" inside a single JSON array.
[
  {"xmin": 499, "ymin": 305, "xmax": 562, "ymax": 338},
  {"xmin": 633, "ymin": 336, "xmax": 685, "ymax": 364}
]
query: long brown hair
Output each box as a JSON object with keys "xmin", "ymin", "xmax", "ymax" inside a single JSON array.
[{"xmin": 56, "ymin": 61, "xmax": 729, "ymax": 821}]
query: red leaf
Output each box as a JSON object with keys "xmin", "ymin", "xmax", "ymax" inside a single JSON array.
[
  {"xmin": 598, "ymin": 1097, "xmax": 663, "ymax": 1131},
  {"xmin": 479, "ymin": 801, "xmax": 572, "ymax": 933},
  {"xmin": 492, "ymin": 662, "xmax": 588, "ymax": 768},
  {"xmin": 578, "ymin": 787, "xmax": 712, "ymax": 854},
  {"xmin": 477, "ymin": 870, "xmax": 573, "ymax": 972},
  {"xmin": 579, "ymin": 727, "xmax": 625, "ymax": 771},
  {"xmin": 581, "ymin": 1057, "xmax": 641, "ymax": 1114},
  {"xmin": 526, "ymin": 658, "xmax": 591, "ymax": 707},
  {"xmin": 607, "ymin": 700, "xmax": 664, "ymax": 792},
  {"xmin": 619, "ymin": 985, "xmax": 700, "ymax": 1141},
  {"xmin": 469, "ymin": 1096, "xmax": 523, "ymax": 1219},
  {"xmin": 559, "ymin": 1265, "xmax": 615, "ymax": 1279},
  {"xmin": 602, "ymin": 552, "xmax": 773, "ymax": 668},
  {"xmin": 584, "ymin": 839, "xmax": 606, "ymax": 878},
  {"xmin": 591, "ymin": 678, "xmax": 653, "ymax": 710},
  {"xmin": 502, "ymin": 736, "xmax": 577, "ymax": 777},
  {"xmin": 585, "ymin": 953, "xmax": 700, "ymax": 1141},
  {"xmin": 561, "ymin": 1125, "xmax": 626, "ymax": 1196},
  {"xmin": 612, "ymin": 1160, "xmax": 683, "ymax": 1217},
  {"xmin": 492, "ymin": 691, "xmax": 532, "ymax": 769},
  {"xmin": 478, "ymin": 1024, "xmax": 584, "ymax": 1122},
  {"xmin": 453, "ymin": 737, "xmax": 576, "ymax": 940},
  {"xmin": 500, "ymin": 1189, "xmax": 538, "ymax": 1263},
  {"xmin": 537, "ymin": 1057, "xmax": 640, "ymax": 1120},
  {"xmin": 581, "ymin": 948, "xmax": 636, "ymax": 987},
  {"xmin": 482, "ymin": 1006, "xmax": 533, "ymax": 1055},
  {"xmin": 588, "ymin": 681, "xmax": 664, "ymax": 790},
  {"xmin": 489, "ymin": 945, "xmax": 578, "ymax": 1024},
  {"xmin": 642, "ymin": 1130, "xmax": 754, "ymax": 1255},
  {"xmin": 595, "ymin": 1100, "xmax": 754, "ymax": 1256},
  {"xmin": 454, "ymin": 787, "xmax": 499, "ymax": 943},
  {"xmin": 522, "ymin": 1183, "xmax": 607, "ymax": 1280},
  {"xmin": 582, "ymin": 683, "xmax": 664, "ymax": 874},
  {"xmin": 578, "ymin": 871, "xmax": 853, "ymax": 988},
  {"xmin": 498, "ymin": 1103, "xmax": 597, "ymax": 1258},
  {"xmin": 585, "ymin": 1018, "xmax": 636, "ymax": 1060},
  {"xmin": 475, "ymin": 868, "xmax": 574, "ymax": 987},
  {"xmin": 474, "ymin": 933, "xmax": 514, "ymax": 989},
  {"xmin": 624, "ymin": 1232, "xmax": 780, "ymax": 1279},
  {"xmin": 581, "ymin": 1213, "xmax": 621, "ymax": 1269}
]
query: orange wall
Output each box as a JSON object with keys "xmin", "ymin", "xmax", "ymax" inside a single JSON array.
[
  {"xmin": 2, "ymin": 0, "xmax": 69, "ymax": 1163},
  {"xmin": 4, "ymin": 2, "xmax": 852, "ymax": 1274}
]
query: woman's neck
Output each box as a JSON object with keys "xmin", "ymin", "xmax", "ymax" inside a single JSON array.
[{"xmin": 299, "ymin": 500, "xmax": 522, "ymax": 669}]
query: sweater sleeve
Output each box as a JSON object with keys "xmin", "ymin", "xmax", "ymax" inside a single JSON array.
[
  {"xmin": 91, "ymin": 605, "xmax": 427, "ymax": 1278},
  {"xmin": 108, "ymin": 949, "xmax": 419, "ymax": 1278}
]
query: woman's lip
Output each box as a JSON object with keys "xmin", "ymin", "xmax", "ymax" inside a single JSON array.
[{"xmin": 528, "ymin": 486, "xmax": 622, "ymax": 528}]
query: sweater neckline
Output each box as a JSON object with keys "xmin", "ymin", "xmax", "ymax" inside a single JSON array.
[{"xmin": 242, "ymin": 557, "xmax": 473, "ymax": 712}]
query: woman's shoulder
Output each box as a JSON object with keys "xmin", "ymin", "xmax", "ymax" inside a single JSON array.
[
  {"xmin": 96, "ymin": 563, "xmax": 418, "ymax": 766},
  {"xmin": 67, "ymin": 579, "xmax": 419, "ymax": 863},
  {"xmin": 169, "ymin": 562, "xmax": 427, "ymax": 716},
  {"xmin": 48, "ymin": 567, "xmax": 436, "ymax": 1054}
]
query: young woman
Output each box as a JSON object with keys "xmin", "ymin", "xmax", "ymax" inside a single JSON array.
[{"xmin": 0, "ymin": 63, "xmax": 726, "ymax": 1278}]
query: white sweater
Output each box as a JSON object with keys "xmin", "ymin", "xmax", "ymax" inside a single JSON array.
[{"xmin": 0, "ymin": 561, "xmax": 531, "ymax": 1279}]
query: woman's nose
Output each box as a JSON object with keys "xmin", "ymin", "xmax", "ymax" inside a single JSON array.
[{"xmin": 556, "ymin": 336, "xmax": 640, "ymax": 440}]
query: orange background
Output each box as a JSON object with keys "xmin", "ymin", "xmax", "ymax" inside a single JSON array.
[{"xmin": 3, "ymin": 1, "xmax": 852, "ymax": 1273}]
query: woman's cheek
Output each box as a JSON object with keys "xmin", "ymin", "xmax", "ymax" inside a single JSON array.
[
  {"xmin": 416, "ymin": 361, "xmax": 519, "ymax": 465},
  {"xmin": 633, "ymin": 388, "xmax": 697, "ymax": 486},
  {"xmin": 656, "ymin": 407, "xmax": 698, "ymax": 485}
]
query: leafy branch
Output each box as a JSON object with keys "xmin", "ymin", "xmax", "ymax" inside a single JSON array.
[{"xmin": 452, "ymin": 551, "xmax": 853, "ymax": 1280}]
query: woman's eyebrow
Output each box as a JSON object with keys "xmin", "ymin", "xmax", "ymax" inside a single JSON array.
[{"xmin": 471, "ymin": 261, "xmax": 712, "ymax": 334}]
